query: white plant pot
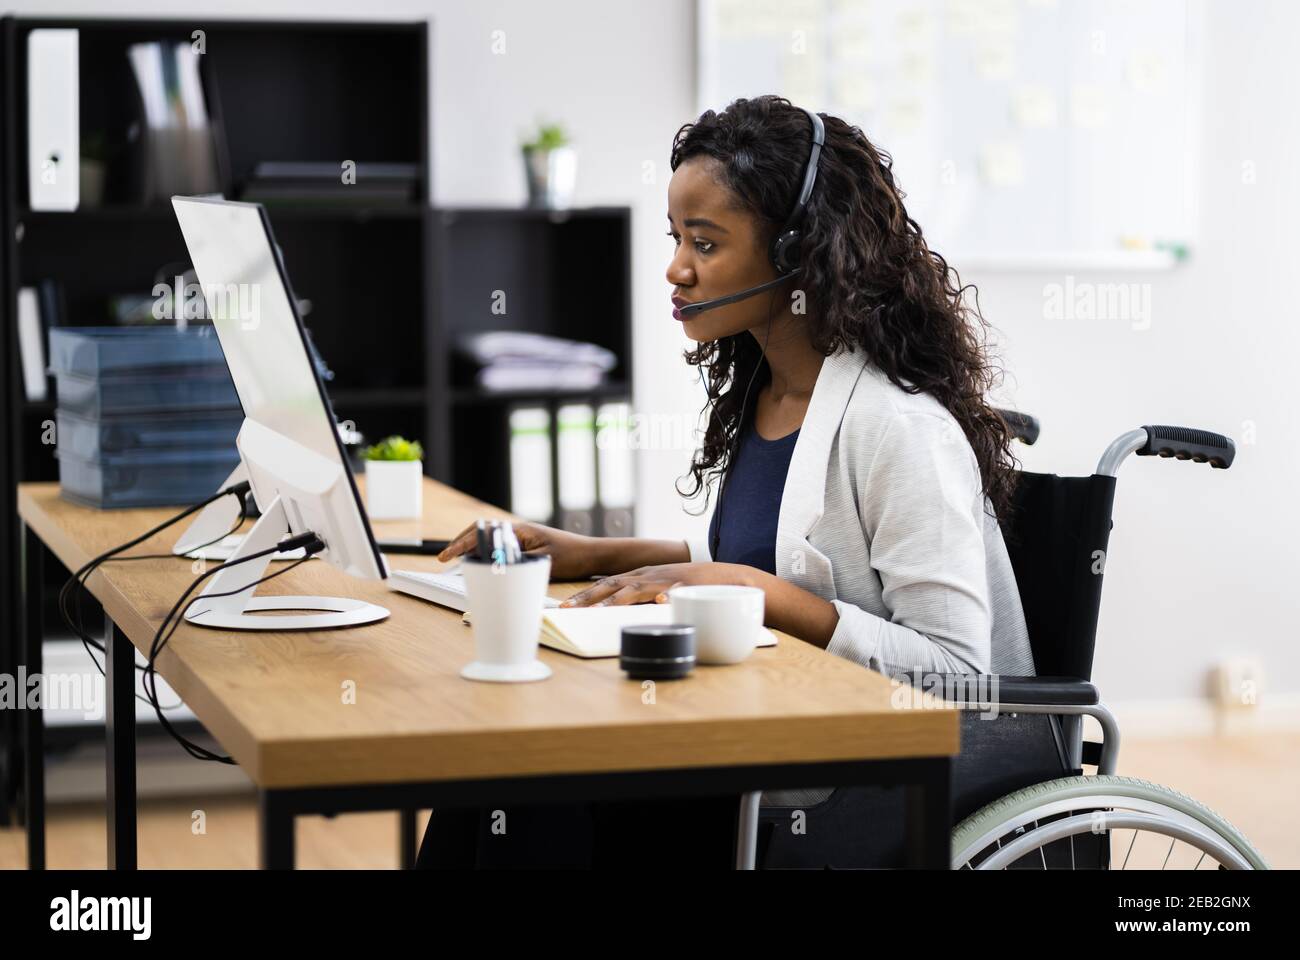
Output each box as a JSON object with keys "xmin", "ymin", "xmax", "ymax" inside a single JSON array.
[
  {"xmin": 365, "ymin": 459, "xmax": 423, "ymax": 520},
  {"xmin": 523, "ymin": 145, "xmax": 577, "ymax": 208}
]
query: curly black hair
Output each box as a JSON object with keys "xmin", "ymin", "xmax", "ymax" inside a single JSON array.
[{"xmin": 671, "ymin": 95, "xmax": 1020, "ymax": 523}]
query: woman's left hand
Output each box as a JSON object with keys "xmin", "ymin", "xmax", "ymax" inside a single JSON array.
[{"xmin": 558, "ymin": 562, "xmax": 756, "ymax": 607}]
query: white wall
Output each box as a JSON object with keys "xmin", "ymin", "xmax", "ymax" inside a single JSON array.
[
  {"xmin": 965, "ymin": 1, "xmax": 1300, "ymax": 705},
  {"xmin": 20, "ymin": 1, "xmax": 1297, "ymax": 708}
]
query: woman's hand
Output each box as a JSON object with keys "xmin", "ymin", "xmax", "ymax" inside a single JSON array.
[
  {"xmin": 557, "ymin": 562, "xmax": 756, "ymax": 607},
  {"xmin": 436, "ymin": 520, "xmax": 600, "ymax": 581}
]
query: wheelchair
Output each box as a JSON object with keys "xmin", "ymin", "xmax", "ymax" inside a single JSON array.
[{"xmin": 737, "ymin": 415, "xmax": 1270, "ymax": 870}]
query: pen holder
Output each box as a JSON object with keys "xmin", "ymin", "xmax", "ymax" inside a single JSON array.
[{"xmin": 459, "ymin": 554, "xmax": 553, "ymax": 683}]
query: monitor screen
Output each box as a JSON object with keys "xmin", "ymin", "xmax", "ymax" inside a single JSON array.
[
  {"xmin": 171, "ymin": 198, "xmax": 341, "ymax": 461},
  {"xmin": 172, "ymin": 196, "xmax": 385, "ymax": 580}
]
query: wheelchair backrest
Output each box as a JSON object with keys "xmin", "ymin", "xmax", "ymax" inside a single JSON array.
[{"xmin": 998, "ymin": 471, "xmax": 1117, "ymax": 681}]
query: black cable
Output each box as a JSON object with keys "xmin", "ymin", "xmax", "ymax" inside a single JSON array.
[
  {"xmin": 57, "ymin": 482, "xmax": 251, "ymax": 708},
  {"xmin": 96, "ymin": 489, "xmax": 250, "ymax": 565},
  {"xmin": 143, "ymin": 532, "xmax": 326, "ymax": 763},
  {"xmin": 145, "ymin": 554, "xmax": 316, "ymax": 762},
  {"xmin": 58, "ymin": 481, "xmax": 235, "ymax": 676},
  {"xmin": 88, "ymin": 496, "xmax": 252, "ymax": 711},
  {"xmin": 59, "ymin": 482, "xmax": 248, "ymax": 641},
  {"xmin": 59, "ymin": 488, "xmax": 228, "ymax": 655},
  {"xmin": 707, "ymin": 306, "xmax": 774, "ymax": 559},
  {"xmin": 68, "ymin": 490, "xmax": 249, "ymax": 680},
  {"xmin": 49, "ymin": 480, "xmax": 324, "ymax": 763}
]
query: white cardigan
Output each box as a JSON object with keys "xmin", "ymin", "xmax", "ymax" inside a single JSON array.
[
  {"xmin": 688, "ymin": 346, "xmax": 1034, "ymax": 676},
  {"xmin": 685, "ymin": 348, "xmax": 1035, "ymax": 807}
]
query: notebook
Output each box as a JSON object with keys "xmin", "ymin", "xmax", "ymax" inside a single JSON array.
[{"xmin": 461, "ymin": 603, "xmax": 779, "ymax": 659}]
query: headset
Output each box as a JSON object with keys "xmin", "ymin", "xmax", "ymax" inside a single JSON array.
[
  {"xmin": 678, "ymin": 106, "xmax": 825, "ymax": 318},
  {"xmin": 687, "ymin": 106, "xmax": 825, "ymax": 558}
]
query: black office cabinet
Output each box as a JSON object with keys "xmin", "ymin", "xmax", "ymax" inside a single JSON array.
[
  {"xmin": 425, "ymin": 206, "xmax": 634, "ymax": 528},
  {"xmin": 0, "ymin": 16, "xmax": 430, "ymax": 819}
]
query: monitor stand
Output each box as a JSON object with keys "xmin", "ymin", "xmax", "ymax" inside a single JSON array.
[
  {"xmin": 171, "ymin": 460, "xmax": 249, "ymax": 556},
  {"xmin": 173, "ymin": 462, "xmax": 307, "ymax": 561},
  {"xmin": 184, "ymin": 494, "xmax": 389, "ymax": 631}
]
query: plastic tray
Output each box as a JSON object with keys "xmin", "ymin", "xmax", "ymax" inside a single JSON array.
[
  {"xmin": 54, "ymin": 369, "xmax": 240, "ymax": 418},
  {"xmin": 48, "ymin": 326, "xmax": 230, "ymax": 378},
  {"xmin": 56, "ymin": 410, "xmax": 242, "ymax": 461},
  {"xmin": 57, "ymin": 448, "xmax": 242, "ymax": 510}
]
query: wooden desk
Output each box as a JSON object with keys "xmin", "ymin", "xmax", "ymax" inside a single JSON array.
[{"xmin": 16, "ymin": 477, "xmax": 957, "ymax": 869}]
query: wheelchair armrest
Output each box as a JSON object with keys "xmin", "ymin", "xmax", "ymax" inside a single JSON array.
[{"xmin": 933, "ymin": 674, "xmax": 1099, "ymax": 707}]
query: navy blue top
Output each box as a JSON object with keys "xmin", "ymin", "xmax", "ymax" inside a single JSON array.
[{"xmin": 708, "ymin": 419, "xmax": 801, "ymax": 575}]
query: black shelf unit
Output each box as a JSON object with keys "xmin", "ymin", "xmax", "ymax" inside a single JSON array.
[
  {"xmin": 0, "ymin": 15, "xmax": 431, "ymax": 825},
  {"xmin": 425, "ymin": 206, "xmax": 634, "ymax": 526},
  {"xmin": 3, "ymin": 14, "xmax": 432, "ymax": 479}
]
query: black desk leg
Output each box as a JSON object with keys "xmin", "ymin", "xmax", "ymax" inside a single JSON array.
[
  {"xmin": 905, "ymin": 758, "xmax": 952, "ymax": 869},
  {"xmin": 22, "ymin": 522, "xmax": 45, "ymax": 870},
  {"xmin": 259, "ymin": 790, "xmax": 295, "ymax": 869},
  {"xmin": 105, "ymin": 616, "xmax": 137, "ymax": 870},
  {"xmin": 399, "ymin": 808, "xmax": 417, "ymax": 869}
]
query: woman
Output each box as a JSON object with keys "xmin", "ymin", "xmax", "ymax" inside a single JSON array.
[{"xmin": 418, "ymin": 95, "xmax": 1035, "ymax": 869}]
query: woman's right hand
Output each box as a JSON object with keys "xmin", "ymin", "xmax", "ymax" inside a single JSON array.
[{"xmin": 436, "ymin": 520, "xmax": 599, "ymax": 581}]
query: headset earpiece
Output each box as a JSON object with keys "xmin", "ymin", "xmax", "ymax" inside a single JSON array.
[
  {"xmin": 766, "ymin": 107, "xmax": 825, "ymax": 277},
  {"xmin": 769, "ymin": 228, "xmax": 803, "ymax": 275}
]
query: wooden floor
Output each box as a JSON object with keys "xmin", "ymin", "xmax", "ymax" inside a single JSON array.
[{"xmin": 2, "ymin": 733, "xmax": 1296, "ymax": 869}]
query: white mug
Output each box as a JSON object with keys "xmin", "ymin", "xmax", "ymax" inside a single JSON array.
[
  {"xmin": 460, "ymin": 554, "xmax": 553, "ymax": 682},
  {"xmin": 668, "ymin": 584, "xmax": 765, "ymax": 665}
]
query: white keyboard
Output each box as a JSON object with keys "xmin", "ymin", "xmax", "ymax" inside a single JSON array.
[{"xmin": 388, "ymin": 567, "xmax": 562, "ymax": 613}]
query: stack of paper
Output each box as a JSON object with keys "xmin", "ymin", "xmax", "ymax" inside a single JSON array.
[{"xmin": 457, "ymin": 331, "xmax": 617, "ymax": 393}]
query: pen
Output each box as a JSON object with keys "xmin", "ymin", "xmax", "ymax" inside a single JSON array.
[
  {"xmin": 502, "ymin": 523, "xmax": 522, "ymax": 563},
  {"xmin": 475, "ymin": 519, "xmax": 490, "ymax": 561},
  {"xmin": 490, "ymin": 522, "xmax": 506, "ymax": 565}
]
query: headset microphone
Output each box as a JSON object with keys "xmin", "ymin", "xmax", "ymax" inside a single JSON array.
[{"xmin": 676, "ymin": 270, "xmax": 802, "ymax": 317}]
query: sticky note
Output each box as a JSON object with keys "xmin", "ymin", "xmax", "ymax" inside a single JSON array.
[
  {"xmin": 1012, "ymin": 85, "xmax": 1058, "ymax": 127},
  {"xmin": 979, "ymin": 141, "xmax": 1025, "ymax": 187}
]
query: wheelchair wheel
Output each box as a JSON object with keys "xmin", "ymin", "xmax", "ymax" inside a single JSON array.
[{"xmin": 951, "ymin": 775, "xmax": 1269, "ymax": 870}]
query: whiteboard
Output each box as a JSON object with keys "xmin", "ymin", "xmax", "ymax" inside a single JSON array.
[{"xmin": 699, "ymin": 0, "xmax": 1203, "ymax": 269}]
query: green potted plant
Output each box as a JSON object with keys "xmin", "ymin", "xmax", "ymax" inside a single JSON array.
[
  {"xmin": 521, "ymin": 120, "xmax": 576, "ymax": 208},
  {"xmin": 363, "ymin": 435, "xmax": 424, "ymax": 520}
]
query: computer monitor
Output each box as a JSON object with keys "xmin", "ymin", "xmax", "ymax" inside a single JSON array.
[{"xmin": 171, "ymin": 196, "xmax": 389, "ymax": 630}]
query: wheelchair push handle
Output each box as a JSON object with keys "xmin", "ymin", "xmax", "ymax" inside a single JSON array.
[
  {"xmin": 995, "ymin": 408, "xmax": 1041, "ymax": 446},
  {"xmin": 1137, "ymin": 425, "xmax": 1235, "ymax": 469},
  {"xmin": 1097, "ymin": 425, "xmax": 1236, "ymax": 476}
]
